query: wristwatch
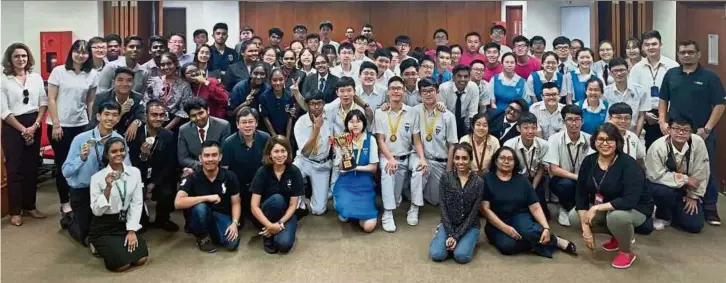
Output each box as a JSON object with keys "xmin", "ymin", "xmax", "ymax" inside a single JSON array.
[
  {"xmin": 232, "ymin": 219, "xmax": 240, "ymax": 227},
  {"xmin": 704, "ymin": 127, "xmax": 712, "ymax": 134},
  {"xmin": 363, "ymin": 103, "xmax": 370, "ymax": 109}
]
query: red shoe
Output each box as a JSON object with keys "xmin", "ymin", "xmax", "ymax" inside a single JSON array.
[
  {"xmin": 602, "ymin": 236, "xmax": 619, "ymax": 251},
  {"xmin": 611, "ymin": 251, "xmax": 637, "ymax": 269}
]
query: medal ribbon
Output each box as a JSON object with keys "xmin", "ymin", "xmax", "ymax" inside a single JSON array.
[{"xmin": 387, "ymin": 109, "xmax": 404, "ymax": 140}]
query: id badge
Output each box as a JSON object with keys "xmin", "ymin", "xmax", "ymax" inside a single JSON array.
[
  {"xmin": 594, "ymin": 193, "xmax": 604, "ymax": 205},
  {"xmin": 118, "ymin": 210, "xmax": 127, "ymax": 222},
  {"xmin": 147, "ymin": 167, "xmax": 152, "ymax": 179},
  {"xmin": 650, "ymin": 86, "xmax": 659, "ymax": 98}
]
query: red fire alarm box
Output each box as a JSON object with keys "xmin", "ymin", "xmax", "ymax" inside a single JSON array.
[{"xmin": 40, "ymin": 31, "xmax": 74, "ymax": 80}]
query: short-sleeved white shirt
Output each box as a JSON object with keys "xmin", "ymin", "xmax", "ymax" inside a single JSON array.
[
  {"xmin": 47, "ymin": 66, "xmax": 99, "ymax": 127},
  {"xmin": 414, "ymin": 105, "xmax": 458, "ymax": 160},
  {"xmin": 374, "ymin": 104, "xmax": 420, "ymax": 156}
]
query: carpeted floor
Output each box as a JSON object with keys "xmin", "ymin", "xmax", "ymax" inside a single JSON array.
[{"xmin": 2, "ymin": 179, "xmax": 726, "ymax": 283}]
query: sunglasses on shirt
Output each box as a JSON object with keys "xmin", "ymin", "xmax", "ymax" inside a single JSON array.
[{"xmin": 22, "ymin": 89, "xmax": 29, "ymax": 104}]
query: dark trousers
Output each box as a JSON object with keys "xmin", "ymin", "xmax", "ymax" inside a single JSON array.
[
  {"xmin": 151, "ymin": 184, "xmax": 176, "ymax": 224},
  {"xmin": 650, "ymin": 182, "xmax": 704, "ymax": 233},
  {"xmin": 549, "ymin": 177, "xmax": 576, "ymax": 211},
  {"xmin": 485, "ymin": 213, "xmax": 558, "ymax": 258},
  {"xmin": 644, "ymin": 110, "xmax": 662, "ymax": 149},
  {"xmin": 69, "ymin": 187, "xmax": 92, "ymax": 245},
  {"xmin": 47, "ymin": 125, "xmax": 86, "ymax": 204},
  {"xmin": 532, "ymin": 176, "xmax": 551, "ymax": 220},
  {"xmin": 703, "ymin": 134, "xmax": 719, "ymax": 214},
  {"xmin": 253, "ymin": 194, "xmax": 298, "ymax": 253},
  {"xmin": 1, "ymin": 113, "xmax": 40, "ymax": 215}
]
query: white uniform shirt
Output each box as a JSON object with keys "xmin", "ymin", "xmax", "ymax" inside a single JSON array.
[
  {"xmin": 529, "ymin": 101, "xmax": 565, "ymax": 140},
  {"xmin": 374, "ymin": 105, "xmax": 420, "ymax": 156},
  {"xmin": 628, "ymin": 56, "xmax": 679, "ymax": 109},
  {"xmin": 89, "ymin": 164, "xmax": 144, "ymax": 231},
  {"xmin": 603, "ymin": 82, "xmax": 651, "ymax": 131},
  {"xmin": 504, "ymin": 136, "xmax": 549, "ymax": 178},
  {"xmin": 437, "ymin": 80, "xmax": 479, "ymax": 127},
  {"xmin": 356, "ymin": 84, "xmax": 387, "ymax": 111},
  {"xmin": 543, "ymin": 131, "xmax": 592, "ymax": 173},
  {"xmin": 623, "ymin": 130, "xmax": 646, "ymax": 161},
  {"xmin": 323, "ymin": 99, "xmax": 363, "ymax": 135},
  {"xmin": 294, "ymin": 113, "xmax": 333, "ymax": 161},
  {"xmin": 414, "ymin": 105, "xmax": 458, "ymax": 160}
]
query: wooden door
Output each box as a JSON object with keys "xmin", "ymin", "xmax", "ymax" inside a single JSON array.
[{"xmin": 505, "ymin": 5, "xmax": 523, "ymax": 46}]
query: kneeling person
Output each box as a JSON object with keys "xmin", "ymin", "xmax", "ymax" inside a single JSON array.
[{"xmin": 175, "ymin": 140, "xmax": 241, "ymax": 253}]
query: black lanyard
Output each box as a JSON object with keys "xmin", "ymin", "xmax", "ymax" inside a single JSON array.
[
  {"xmin": 518, "ymin": 139, "xmax": 537, "ymax": 178},
  {"xmin": 92, "ymin": 131, "xmax": 103, "ymax": 170},
  {"xmin": 114, "ymin": 178, "xmax": 127, "ymax": 207},
  {"xmin": 564, "ymin": 134, "xmax": 582, "ymax": 173},
  {"xmin": 648, "ymin": 63, "xmax": 661, "ymax": 86},
  {"xmin": 592, "ymin": 155, "xmax": 618, "ymax": 194}
]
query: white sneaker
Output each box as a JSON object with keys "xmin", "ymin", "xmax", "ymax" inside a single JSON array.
[
  {"xmin": 338, "ymin": 214, "xmax": 349, "ymax": 223},
  {"xmin": 382, "ymin": 210, "xmax": 396, "ymax": 232},
  {"xmin": 653, "ymin": 218, "xmax": 670, "ymax": 231},
  {"xmin": 558, "ymin": 208, "xmax": 571, "ymax": 227},
  {"xmin": 407, "ymin": 205, "xmax": 419, "ymax": 226}
]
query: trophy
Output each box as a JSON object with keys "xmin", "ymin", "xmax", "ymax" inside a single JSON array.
[{"xmin": 331, "ymin": 133, "xmax": 356, "ymax": 171}]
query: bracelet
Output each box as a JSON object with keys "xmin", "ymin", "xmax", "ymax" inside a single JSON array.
[{"xmin": 543, "ymin": 227, "xmax": 550, "ymax": 231}]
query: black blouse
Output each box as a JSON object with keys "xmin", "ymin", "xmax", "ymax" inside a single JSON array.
[
  {"xmin": 249, "ymin": 164, "xmax": 305, "ymax": 204},
  {"xmin": 482, "ymin": 172, "xmax": 539, "ymax": 222},
  {"xmin": 575, "ymin": 153, "xmax": 653, "ymax": 217},
  {"xmin": 438, "ymin": 170, "xmax": 485, "ymax": 240}
]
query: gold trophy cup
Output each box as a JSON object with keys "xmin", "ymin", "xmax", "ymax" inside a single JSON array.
[{"xmin": 333, "ymin": 133, "xmax": 357, "ymax": 171}]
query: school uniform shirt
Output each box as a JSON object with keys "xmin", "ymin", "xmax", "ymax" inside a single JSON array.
[
  {"xmin": 293, "ymin": 113, "xmax": 333, "ymax": 161},
  {"xmin": 564, "ymin": 68, "xmax": 604, "ymax": 102},
  {"xmin": 142, "ymin": 59, "xmax": 161, "ymax": 79},
  {"xmin": 222, "ymin": 131, "xmax": 270, "ymax": 189},
  {"xmin": 318, "ymin": 40, "xmax": 340, "ymax": 53},
  {"xmin": 543, "ymin": 130, "xmax": 592, "ymax": 174},
  {"xmin": 529, "ymin": 101, "xmax": 564, "ymax": 140},
  {"xmin": 97, "ymin": 60, "xmax": 151, "ymax": 94},
  {"xmin": 645, "ymin": 134, "xmax": 710, "ymax": 199},
  {"xmin": 487, "ymin": 73, "xmax": 528, "ymax": 109},
  {"xmin": 180, "ymin": 167, "xmax": 241, "ymax": 215},
  {"xmin": 514, "ymin": 57, "xmax": 542, "ymax": 79},
  {"xmin": 249, "ymin": 165, "xmax": 305, "ymax": 204},
  {"xmin": 659, "ymin": 65, "xmax": 726, "ymax": 129},
  {"xmin": 403, "ymin": 85, "xmax": 422, "ymax": 107},
  {"xmin": 89, "ymin": 164, "xmax": 144, "ymax": 231},
  {"xmin": 210, "ymin": 45, "xmax": 240, "ymax": 72},
  {"xmin": 438, "ymin": 80, "xmax": 479, "ymax": 128},
  {"xmin": 628, "ymin": 56, "xmax": 679, "ymax": 109},
  {"xmin": 592, "ymin": 60, "xmax": 614, "ymax": 85},
  {"xmin": 356, "ymin": 84, "xmax": 387, "ymax": 111},
  {"xmin": 333, "ymin": 132, "xmax": 380, "ymax": 167},
  {"xmin": 558, "ymin": 59, "xmax": 578, "ymax": 74},
  {"xmin": 576, "ymin": 153, "xmax": 652, "ymax": 217},
  {"xmin": 432, "ymin": 68, "xmax": 453, "ymax": 84},
  {"xmin": 375, "ymin": 69, "xmax": 396, "ymax": 90},
  {"xmin": 62, "ymin": 128, "xmax": 131, "ymax": 189},
  {"xmin": 459, "ymin": 134, "xmax": 500, "ymax": 173},
  {"xmin": 46, "ymin": 66, "xmax": 99, "ymax": 127},
  {"xmin": 474, "ymin": 80, "xmax": 493, "ymax": 107},
  {"xmin": 603, "ymin": 82, "xmax": 650, "ymax": 131},
  {"xmin": 577, "ymin": 99, "xmax": 609, "ymax": 134},
  {"xmin": 0, "ymin": 72, "xmax": 47, "ymax": 120},
  {"xmin": 414, "ymin": 105, "xmax": 458, "ymax": 160},
  {"xmin": 373, "ymin": 105, "xmax": 420, "ymax": 157},
  {"xmin": 259, "ymin": 89, "xmax": 295, "ymax": 135},
  {"xmin": 622, "ymin": 130, "xmax": 646, "ymax": 161},
  {"xmin": 525, "ymin": 70, "xmax": 566, "ymax": 102},
  {"xmin": 482, "ymin": 172, "xmax": 538, "ymax": 221},
  {"xmin": 503, "ymin": 136, "xmax": 549, "ymax": 178},
  {"xmin": 323, "ymin": 99, "xmax": 363, "ymax": 135},
  {"xmin": 330, "ymin": 62, "xmax": 361, "ymax": 84}
]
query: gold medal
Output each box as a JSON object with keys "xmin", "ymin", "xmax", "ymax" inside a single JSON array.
[
  {"xmin": 422, "ymin": 109, "xmax": 439, "ymax": 144},
  {"xmin": 390, "ymin": 135, "xmax": 398, "ymax": 142},
  {"xmin": 387, "ymin": 108, "xmax": 404, "ymax": 144},
  {"xmin": 425, "ymin": 134, "xmax": 433, "ymax": 141}
]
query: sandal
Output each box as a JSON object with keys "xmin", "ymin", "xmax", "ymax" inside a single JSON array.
[
  {"xmin": 25, "ymin": 210, "xmax": 48, "ymax": 219},
  {"xmin": 10, "ymin": 215, "xmax": 23, "ymax": 226},
  {"xmin": 563, "ymin": 241, "xmax": 578, "ymax": 256}
]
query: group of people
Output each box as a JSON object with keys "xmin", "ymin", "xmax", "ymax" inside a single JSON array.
[{"xmin": 1, "ymin": 18, "xmax": 724, "ymax": 271}]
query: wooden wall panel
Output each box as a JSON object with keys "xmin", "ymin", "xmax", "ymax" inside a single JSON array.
[{"xmin": 239, "ymin": 1, "xmax": 501, "ymax": 50}]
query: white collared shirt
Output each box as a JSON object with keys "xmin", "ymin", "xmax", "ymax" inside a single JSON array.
[
  {"xmin": 293, "ymin": 113, "xmax": 333, "ymax": 161},
  {"xmin": 89, "ymin": 164, "xmax": 144, "ymax": 231},
  {"xmin": 564, "ymin": 67, "xmax": 604, "ymax": 97},
  {"xmin": 623, "ymin": 130, "xmax": 646, "ymax": 160},
  {"xmin": 474, "ymin": 80, "xmax": 493, "ymax": 107},
  {"xmin": 330, "ymin": 61, "xmax": 361, "ymax": 84},
  {"xmin": 356, "ymin": 84, "xmax": 387, "ymax": 111},
  {"xmin": 603, "ymin": 82, "xmax": 650, "ymax": 130},
  {"xmin": 543, "ymin": 130, "xmax": 592, "ymax": 173},
  {"xmin": 437, "ymin": 80, "xmax": 480, "ymax": 127},
  {"xmin": 581, "ymin": 98, "xmax": 607, "ymax": 113},
  {"xmin": 628, "ymin": 56, "xmax": 679, "ymax": 108},
  {"xmin": 414, "ymin": 104, "xmax": 458, "ymax": 160},
  {"xmin": 47, "ymin": 66, "xmax": 99, "ymax": 127},
  {"xmin": 0, "ymin": 72, "xmax": 47, "ymax": 119},
  {"xmin": 529, "ymin": 101, "xmax": 565, "ymax": 140},
  {"xmin": 197, "ymin": 120, "xmax": 210, "ymax": 143},
  {"xmin": 504, "ymin": 136, "xmax": 549, "ymax": 177},
  {"xmin": 323, "ymin": 98, "xmax": 363, "ymax": 135},
  {"xmin": 525, "ymin": 70, "xmax": 567, "ymax": 99},
  {"xmin": 375, "ymin": 69, "xmax": 396, "ymax": 90},
  {"xmin": 488, "ymin": 72, "xmax": 529, "ymax": 104},
  {"xmin": 373, "ymin": 104, "xmax": 420, "ymax": 156}
]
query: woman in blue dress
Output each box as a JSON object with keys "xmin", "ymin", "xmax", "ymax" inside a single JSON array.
[
  {"xmin": 333, "ymin": 110, "xmax": 379, "ymax": 232},
  {"xmin": 576, "ymin": 77, "xmax": 608, "ymax": 134},
  {"xmin": 489, "ymin": 52, "xmax": 528, "ymax": 109},
  {"xmin": 565, "ymin": 48, "xmax": 603, "ymax": 104}
]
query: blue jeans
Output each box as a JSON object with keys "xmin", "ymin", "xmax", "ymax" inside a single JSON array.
[
  {"xmin": 429, "ymin": 224, "xmax": 480, "ymax": 264},
  {"xmin": 485, "ymin": 213, "xmax": 558, "ymax": 258},
  {"xmin": 189, "ymin": 203, "xmax": 241, "ymax": 250},
  {"xmin": 257, "ymin": 194, "xmax": 298, "ymax": 253},
  {"xmin": 550, "ymin": 177, "xmax": 576, "ymax": 210},
  {"xmin": 650, "ymin": 182, "xmax": 704, "ymax": 233},
  {"xmin": 703, "ymin": 134, "xmax": 718, "ymax": 214}
]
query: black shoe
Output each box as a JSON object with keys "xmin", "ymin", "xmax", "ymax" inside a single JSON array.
[
  {"xmin": 263, "ymin": 238, "xmax": 278, "ymax": 254},
  {"xmin": 184, "ymin": 224, "xmax": 193, "ymax": 234},
  {"xmin": 59, "ymin": 214, "xmax": 71, "ymax": 230},
  {"xmin": 196, "ymin": 235, "xmax": 217, "ymax": 253},
  {"xmin": 706, "ymin": 213, "xmax": 721, "ymax": 226},
  {"xmin": 154, "ymin": 220, "xmax": 180, "ymax": 232}
]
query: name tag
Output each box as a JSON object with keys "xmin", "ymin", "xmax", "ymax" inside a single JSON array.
[{"xmin": 650, "ymin": 86, "xmax": 659, "ymax": 98}]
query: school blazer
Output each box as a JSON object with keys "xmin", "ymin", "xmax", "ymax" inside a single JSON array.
[
  {"xmin": 178, "ymin": 116, "xmax": 231, "ymax": 169},
  {"xmin": 487, "ymin": 108, "xmax": 520, "ymax": 144},
  {"xmin": 301, "ymin": 73, "xmax": 340, "ymax": 103}
]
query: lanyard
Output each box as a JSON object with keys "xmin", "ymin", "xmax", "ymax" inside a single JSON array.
[
  {"xmin": 92, "ymin": 131, "xmax": 110, "ymax": 170},
  {"xmin": 518, "ymin": 140, "xmax": 537, "ymax": 178},
  {"xmin": 387, "ymin": 108, "xmax": 405, "ymax": 140},
  {"xmin": 647, "ymin": 63, "xmax": 661, "ymax": 86},
  {"xmin": 338, "ymin": 104, "xmax": 353, "ymax": 124},
  {"xmin": 471, "ymin": 135, "xmax": 488, "ymax": 173},
  {"xmin": 592, "ymin": 155, "xmax": 619, "ymax": 194},
  {"xmin": 114, "ymin": 177, "xmax": 127, "ymax": 207},
  {"xmin": 625, "ymin": 135, "xmax": 631, "ymax": 156},
  {"xmin": 422, "ymin": 109, "xmax": 439, "ymax": 141},
  {"xmin": 564, "ymin": 134, "xmax": 582, "ymax": 173},
  {"xmin": 353, "ymin": 133, "xmax": 365, "ymax": 164}
]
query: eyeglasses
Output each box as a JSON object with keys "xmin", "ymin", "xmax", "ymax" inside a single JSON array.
[
  {"xmin": 506, "ymin": 107, "xmax": 522, "ymax": 114},
  {"xmin": 420, "ymin": 65, "xmax": 434, "ymax": 70},
  {"xmin": 610, "ymin": 115, "xmax": 631, "ymax": 121},
  {"xmin": 565, "ymin": 117, "xmax": 582, "ymax": 123},
  {"xmin": 498, "ymin": 156, "xmax": 515, "ymax": 162},
  {"xmin": 514, "ymin": 43, "xmax": 528, "ymax": 49},
  {"xmin": 670, "ymin": 126, "xmax": 691, "ymax": 134},
  {"xmin": 678, "ymin": 50, "xmax": 697, "ymax": 56},
  {"xmin": 314, "ymin": 61, "xmax": 328, "ymax": 66},
  {"xmin": 434, "ymin": 35, "xmax": 447, "ymax": 40},
  {"xmin": 595, "ymin": 137, "xmax": 616, "ymax": 145},
  {"xmin": 610, "ymin": 68, "xmax": 628, "ymax": 74},
  {"xmin": 22, "ymin": 89, "xmax": 29, "ymax": 104},
  {"xmin": 396, "ymin": 43, "xmax": 410, "ymax": 48},
  {"xmin": 555, "ymin": 46, "xmax": 569, "ymax": 51},
  {"xmin": 388, "ymin": 86, "xmax": 404, "ymax": 92}
]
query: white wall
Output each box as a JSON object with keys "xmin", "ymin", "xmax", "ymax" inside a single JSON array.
[
  {"xmin": 163, "ymin": 1, "xmax": 240, "ymax": 52},
  {"xmin": 525, "ymin": 1, "xmax": 561, "ymax": 51},
  {"xmin": 653, "ymin": 1, "xmax": 677, "ymax": 59},
  {"xmin": 1, "ymin": 1, "xmax": 103, "ymax": 67}
]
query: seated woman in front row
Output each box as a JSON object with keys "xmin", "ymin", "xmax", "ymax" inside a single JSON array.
[
  {"xmin": 333, "ymin": 110, "xmax": 379, "ymax": 232},
  {"xmin": 429, "ymin": 143, "xmax": 484, "ymax": 264},
  {"xmin": 89, "ymin": 137, "xmax": 148, "ymax": 272},
  {"xmin": 482, "ymin": 146, "xmax": 578, "ymax": 258},
  {"xmin": 250, "ymin": 135, "xmax": 305, "ymax": 254},
  {"xmin": 570, "ymin": 123, "xmax": 653, "ymax": 269}
]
